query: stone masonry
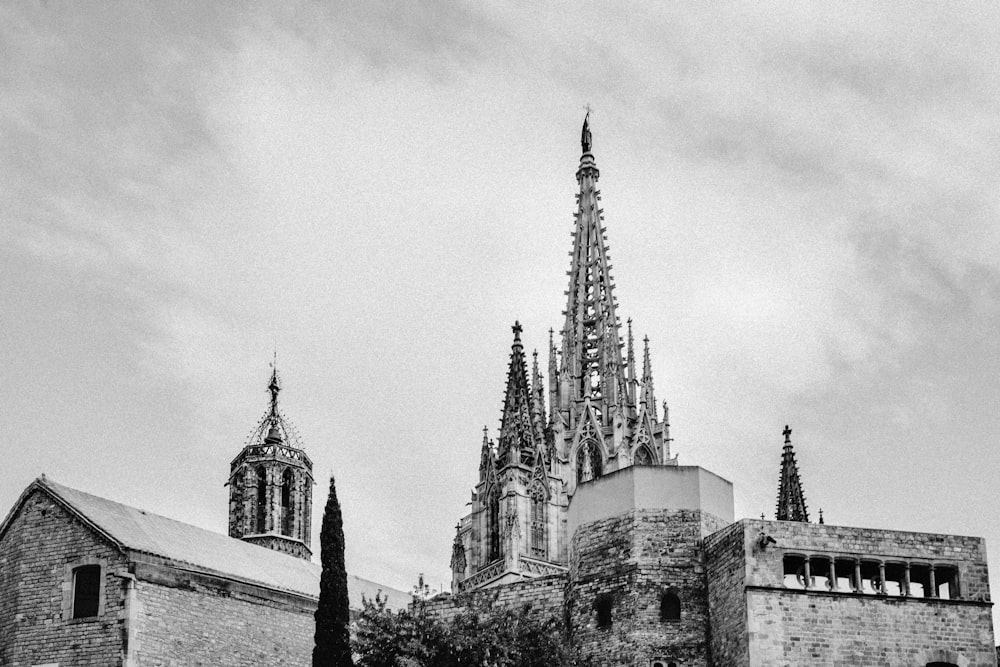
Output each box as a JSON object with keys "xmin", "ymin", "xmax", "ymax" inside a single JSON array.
[{"xmin": 706, "ymin": 519, "xmax": 996, "ymax": 666}]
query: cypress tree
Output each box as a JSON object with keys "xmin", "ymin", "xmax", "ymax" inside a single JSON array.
[{"xmin": 313, "ymin": 473, "xmax": 353, "ymax": 667}]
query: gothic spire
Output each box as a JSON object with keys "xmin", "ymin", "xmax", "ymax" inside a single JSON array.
[
  {"xmin": 626, "ymin": 319, "xmax": 637, "ymax": 404},
  {"xmin": 639, "ymin": 336, "xmax": 658, "ymax": 420},
  {"xmin": 497, "ymin": 322, "xmax": 542, "ymax": 466},
  {"xmin": 775, "ymin": 425, "xmax": 809, "ymax": 522},
  {"xmin": 561, "ymin": 115, "xmax": 627, "ymax": 414}
]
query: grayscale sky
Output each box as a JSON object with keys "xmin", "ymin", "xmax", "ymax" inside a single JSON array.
[{"xmin": 3, "ymin": 0, "xmax": 999, "ymax": 620}]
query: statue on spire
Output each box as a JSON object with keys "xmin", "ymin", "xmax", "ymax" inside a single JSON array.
[{"xmin": 581, "ymin": 109, "xmax": 592, "ymax": 154}]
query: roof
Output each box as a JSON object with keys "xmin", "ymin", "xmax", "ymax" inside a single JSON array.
[{"xmin": 1, "ymin": 476, "xmax": 410, "ymax": 611}]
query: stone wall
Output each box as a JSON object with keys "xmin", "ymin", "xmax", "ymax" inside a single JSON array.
[
  {"xmin": 704, "ymin": 521, "xmax": 748, "ymax": 667},
  {"xmin": 707, "ymin": 518, "xmax": 996, "ymax": 666},
  {"xmin": 132, "ymin": 561, "xmax": 315, "ymax": 666},
  {"xmin": 423, "ymin": 573, "xmax": 567, "ymax": 624},
  {"xmin": 567, "ymin": 508, "xmax": 727, "ymax": 667},
  {"xmin": 0, "ymin": 489, "xmax": 128, "ymax": 667}
]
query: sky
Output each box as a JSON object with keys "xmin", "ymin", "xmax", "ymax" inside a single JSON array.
[{"xmin": 2, "ymin": 0, "xmax": 999, "ymax": 620}]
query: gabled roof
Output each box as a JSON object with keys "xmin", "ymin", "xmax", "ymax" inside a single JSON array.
[{"xmin": 0, "ymin": 476, "xmax": 410, "ymax": 610}]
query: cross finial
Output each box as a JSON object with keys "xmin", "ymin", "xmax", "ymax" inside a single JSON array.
[
  {"xmin": 512, "ymin": 320, "xmax": 523, "ymax": 341},
  {"xmin": 783, "ymin": 425, "xmax": 792, "ymax": 444}
]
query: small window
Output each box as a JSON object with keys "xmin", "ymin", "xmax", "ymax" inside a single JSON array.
[
  {"xmin": 660, "ymin": 590, "xmax": 681, "ymax": 621},
  {"xmin": 72, "ymin": 565, "xmax": 101, "ymax": 619},
  {"xmin": 594, "ymin": 593, "xmax": 613, "ymax": 629}
]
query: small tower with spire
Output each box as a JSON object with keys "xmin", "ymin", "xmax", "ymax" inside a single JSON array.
[
  {"xmin": 228, "ymin": 366, "xmax": 314, "ymax": 560},
  {"xmin": 775, "ymin": 425, "xmax": 809, "ymax": 523}
]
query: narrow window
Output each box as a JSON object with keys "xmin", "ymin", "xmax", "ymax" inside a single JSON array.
[
  {"xmin": 487, "ymin": 489, "xmax": 501, "ymax": 562},
  {"xmin": 529, "ymin": 485, "xmax": 547, "ymax": 559},
  {"xmin": 660, "ymin": 590, "xmax": 681, "ymax": 621},
  {"xmin": 594, "ymin": 594, "xmax": 613, "ymax": 629},
  {"xmin": 255, "ymin": 466, "xmax": 267, "ymax": 533},
  {"xmin": 281, "ymin": 468, "xmax": 293, "ymax": 536},
  {"xmin": 72, "ymin": 565, "xmax": 101, "ymax": 619}
]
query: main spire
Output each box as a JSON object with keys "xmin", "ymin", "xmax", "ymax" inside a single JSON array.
[
  {"xmin": 561, "ymin": 115, "xmax": 627, "ymax": 412},
  {"xmin": 775, "ymin": 425, "xmax": 809, "ymax": 522}
]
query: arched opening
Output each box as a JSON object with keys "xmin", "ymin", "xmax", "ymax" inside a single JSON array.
[
  {"xmin": 281, "ymin": 468, "xmax": 293, "ymax": 536},
  {"xmin": 529, "ymin": 483, "xmax": 547, "ymax": 559},
  {"xmin": 634, "ymin": 445, "xmax": 653, "ymax": 466},
  {"xmin": 576, "ymin": 439, "xmax": 603, "ymax": 484},
  {"xmin": 487, "ymin": 487, "xmax": 501, "ymax": 563},
  {"xmin": 660, "ymin": 589, "xmax": 681, "ymax": 621},
  {"xmin": 255, "ymin": 466, "xmax": 267, "ymax": 533}
]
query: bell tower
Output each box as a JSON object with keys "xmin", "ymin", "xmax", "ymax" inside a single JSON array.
[{"xmin": 228, "ymin": 367, "xmax": 314, "ymax": 560}]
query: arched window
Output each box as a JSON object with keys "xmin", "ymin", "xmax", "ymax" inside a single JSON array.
[
  {"xmin": 529, "ymin": 484, "xmax": 546, "ymax": 559},
  {"xmin": 487, "ymin": 488, "xmax": 501, "ymax": 563},
  {"xmin": 634, "ymin": 445, "xmax": 653, "ymax": 466},
  {"xmin": 660, "ymin": 589, "xmax": 681, "ymax": 621},
  {"xmin": 281, "ymin": 468, "xmax": 293, "ymax": 536},
  {"xmin": 255, "ymin": 467, "xmax": 267, "ymax": 533},
  {"xmin": 576, "ymin": 440, "xmax": 603, "ymax": 484},
  {"xmin": 72, "ymin": 565, "xmax": 101, "ymax": 619}
]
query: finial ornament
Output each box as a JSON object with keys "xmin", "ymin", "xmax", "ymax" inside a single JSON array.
[
  {"xmin": 783, "ymin": 425, "xmax": 792, "ymax": 444},
  {"xmin": 512, "ymin": 320, "xmax": 523, "ymax": 342},
  {"xmin": 581, "ymin": 109, "xmax": 592, "ymax": 154}
]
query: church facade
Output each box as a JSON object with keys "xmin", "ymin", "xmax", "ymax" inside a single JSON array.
[
  {"xmin": 436, "ymin": 118, "xmax": 997, "ymax": 666},
  {"xmin": 0, "ymin": 373, "xmax": 408, "ymax": 667}
]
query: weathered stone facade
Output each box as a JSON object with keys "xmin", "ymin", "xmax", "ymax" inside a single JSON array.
[
  {"xmin": 706, "ymin": 519, "xmax": 996, "ymax": 666},
  {"xmin": 0, "ymin": 477, "xmax": 409, "ymax": 667},
  {"xmin": 0, "ymin": 489, "xmax": 128, "ymax": 667}
]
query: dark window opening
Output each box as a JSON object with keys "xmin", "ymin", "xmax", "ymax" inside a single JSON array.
[
  {"xmin": 487, "ymin": 489, "xmax": 501, "ymax": 563},
  {"xmin": 660, "ymin": 590, "xmax": 681, "ymax": 621},
  {"xmin": 281, "ymin": 468, "xmax": 293, "ymax": 536},
  {"xmin": 594, "ymin": 594, "xmax": 613, "ymax": 629},
  {"xmin": 255, "ymin": 467, "xmax": 267, "ymax": 533},
  {"xmin": 782, "ymin": 554, "xmax": 806, "ymax": 588},
  {"xmin": 927, "ymin": 663, "xmax": 959, "ymax": 667},
  {"xmin": 72, "ymin": 565, "xmax": 100, "ymax": 619}
]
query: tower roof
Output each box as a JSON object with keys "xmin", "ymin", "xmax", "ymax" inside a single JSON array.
[
  {"xmin": 775, "ymin": 425, "xmax": 809, "ymax": 522},
  {"xmin": 244, "ymin": 366, "xmax": 305, "ymax": 451},
  {"xmin": 561, "ymin": 116, "xmax": 629, "ymax": 413}
]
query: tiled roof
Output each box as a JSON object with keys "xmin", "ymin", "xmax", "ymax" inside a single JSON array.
[{"xmin": 23, "ymin": 476, "xmax": 411, "ymax": 610}]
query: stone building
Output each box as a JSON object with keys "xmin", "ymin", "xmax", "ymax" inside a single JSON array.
[
  {"xmin": 0, "ymin": 373, "xmax": 408, "ymax": 667},
  {"xmin": 435, "ymin": 118, "xmax": 997, "ymax": 666}
]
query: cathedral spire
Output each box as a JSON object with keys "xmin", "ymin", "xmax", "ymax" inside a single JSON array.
[
  {"xmin": 640, "ymin": 336, "xmax": 658, "ymax": 420},
  {"xmin": 561, "ymin": 115, "xmax": 627, "ymax": 414},
  {"xmin": 776, "ymin": 425, "xmax": 810, "ymax": 522},
  {"xmin": 498, "ymin": 322, "xmax": 542, "ymax": 467}
]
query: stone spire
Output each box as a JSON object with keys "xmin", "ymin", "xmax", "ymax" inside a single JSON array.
[
  {"xmin": 640, "ymin": 336, "xmax": 657, "ymax": 420},
  {"xmin": 560, "ymin": 116, "xmax": 627, "ymax": 412},
  {"xmin": 497, "ymin": 322, "xmax": 543, "ymax": 467},
  {"xmin": 775, "ymin": 425, "xmax": 809, "ymax": 523}
]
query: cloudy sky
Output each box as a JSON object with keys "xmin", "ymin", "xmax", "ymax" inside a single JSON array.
[{"xmin": 3, "ymin": 0, "xmax": 999, "ymax": 617}]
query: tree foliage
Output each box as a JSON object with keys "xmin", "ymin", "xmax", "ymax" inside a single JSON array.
[
  {"xmin": 353, "ymin": 594, "xmax": 588, "ymax": 667},
  {"xmin": 314, "ymin": 474, "xmax": 353, "ymax": 667}
]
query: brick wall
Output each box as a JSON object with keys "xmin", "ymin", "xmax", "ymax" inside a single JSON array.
[
  {"xmin": 0, "ymin": 489, "xmax": 128, "ymax": 667},
  {"xmin": 132, "ymin": 563, "xmax": 314, "ymax": 666},
  {"xmin": 567, "ymin": 508, "xmax": 727, "ymax": 667}
]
